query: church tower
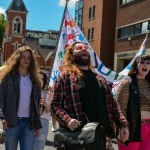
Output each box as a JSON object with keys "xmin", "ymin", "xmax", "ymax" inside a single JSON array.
[{"xmin": 2, "ymin": 0, "xmax": 28, "ymax": 61}]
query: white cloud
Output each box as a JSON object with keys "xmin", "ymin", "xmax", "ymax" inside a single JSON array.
[
  {"xmin": 0, "ymin": 7, "xmax": 5, "ymax": 14},
  {"xmin": 58, "ymin": 0, "xmax": 79, "ymax": 8}
]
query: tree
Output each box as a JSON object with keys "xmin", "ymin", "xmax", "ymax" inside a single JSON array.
[{"xmin": 0, "ymin": 13, "xmax": 6, "ymax": 48}]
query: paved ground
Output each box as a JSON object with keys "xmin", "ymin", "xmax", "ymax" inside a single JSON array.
[{"xmin": 0, "ymin": 120, "xmax": 118, "ymax": 150}]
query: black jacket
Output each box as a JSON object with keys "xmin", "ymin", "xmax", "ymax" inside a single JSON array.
[
  {"xmin": 127, "ymin": 77, "xmax": 141, "ymax": 142},
  {"xmin": 0, "ymin": 70, "xmax": 42, "ymax": 129}
]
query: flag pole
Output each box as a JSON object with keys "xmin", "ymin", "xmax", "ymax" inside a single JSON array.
[
  {"xmin": 46, "ymin": 0, "xmax": 69, "ymax": 87},
  {"xmin": 39, "ymin": 0, "xmax": 69, "ymax": 115}
]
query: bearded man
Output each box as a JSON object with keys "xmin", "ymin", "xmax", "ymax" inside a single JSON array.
[{"xmin": 50, "ymin": 42, "xmax": 129, "ymax": 150}]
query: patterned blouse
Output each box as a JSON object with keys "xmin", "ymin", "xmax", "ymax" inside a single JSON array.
[{"xmin": 117, "ymin": 78, "xmax": 150, "ymax": 118}]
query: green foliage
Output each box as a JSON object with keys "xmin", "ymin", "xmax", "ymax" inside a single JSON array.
[{"xmin": 0, "ymin": 13, "xmax": 6, "ymax": 48}]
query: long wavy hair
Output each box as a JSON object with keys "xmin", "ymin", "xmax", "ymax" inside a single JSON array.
[
  {"xmin": 128, "ymin": 54, "xmax": 150, "ymax": 82},
  {"xmin": 0, "ymin": 46, "xmax": 40, "ymax": 85},
  {"xmin": 59, "ymin": 41, "xmax": 94, "ymax": 77}
]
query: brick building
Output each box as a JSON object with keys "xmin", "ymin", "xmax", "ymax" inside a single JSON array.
[
  {"xmin": 114, "ymin": 0, "xmax": 150, "ymax": 72},
  {"xmin": 25, "ymin": 30, "xmax": 58, "ymax": 70},
  {"xmin": 75, "ymin": 0, "xmax": 117, "ymax": 69},
  {"xmin": 76, "ymin": 0, "xmax": 150, "ymax": 71},
  {"xmin": 2, "ymin": 0, "xmax": 59, "ymax": 71}
]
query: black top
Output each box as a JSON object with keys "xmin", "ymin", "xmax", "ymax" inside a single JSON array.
[
  {"xmin": 77, "ymin": 70, "xmax": 109, "ymax": 129},
  {"xmin": 127, "ymin": 77, "xmax": 141, "ymax": 142}
]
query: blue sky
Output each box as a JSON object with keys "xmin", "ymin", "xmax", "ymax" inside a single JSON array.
[{"xmin": 0, "ymin": 0, "xmax": 78, "ymax": 31}]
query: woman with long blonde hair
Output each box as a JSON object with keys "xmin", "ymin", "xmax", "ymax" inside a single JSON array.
[
  {"xmin": 0, "ymin": 46, "xmax": 39, "ymax": 84},
  {"xmin": 0, "ymin": 46, "xmax": 42, "ymax": 150}
]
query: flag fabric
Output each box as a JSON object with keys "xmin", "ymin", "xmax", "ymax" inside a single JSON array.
[
  {"xmin": 49, "ymin": 8, "xmax": 128, "ymax": 86},
  {"xmin": 120, "ymin": 34, "xmax": 148, "ymax": 75},
  {"xmin": 112, "ymin": 34, "xmax": 148, "ymax": 98}
]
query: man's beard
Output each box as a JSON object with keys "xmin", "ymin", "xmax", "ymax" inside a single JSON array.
[{"xmin": 73, "ymin": 54, "xmax": 90, "ymax": 66}]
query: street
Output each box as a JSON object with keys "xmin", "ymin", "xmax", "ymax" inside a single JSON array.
[{"xmin": 0, "ymin": 120, "xmax": 118, "ymax": 150}]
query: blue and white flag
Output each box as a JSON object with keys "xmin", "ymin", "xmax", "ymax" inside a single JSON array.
[
  {"xmin": 49, "ymin": 8, "xmax": 127, "ymax": 86},
  {"xmin": 112, "ymin": 34, "xmax": 148, "ymax": 98},
  {"xmin": 120, "ymin": 35, "xmax": 148, "ymax": 75}
]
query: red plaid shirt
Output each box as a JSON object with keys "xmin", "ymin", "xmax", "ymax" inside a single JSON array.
[{"xmin": 50, "ymin": 71, "xmax": 128, "ymax": 132}]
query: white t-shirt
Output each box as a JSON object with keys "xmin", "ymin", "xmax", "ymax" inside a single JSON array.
[{"xmin": 17, "ymin": 74, "xmax": 32, "ymax": 117}]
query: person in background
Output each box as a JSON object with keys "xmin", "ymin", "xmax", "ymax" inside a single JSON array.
[
  {"xmin": 49, "ymin": 86, "xmax": 58, "ymax": 132},
  {"xmin": 50, "ymin": 41, "xmax": 129, "ymax": 149},
  {"xmin": 0, "ymin": 46, "xmax": 42, "ymax": 150},
  {"xmin": 117, "ymin": 55, "xmax": 150, "ymax": 150},
  {"xmin": 34, "ymin": 70, "xmax": 51, "ymax": 150}
]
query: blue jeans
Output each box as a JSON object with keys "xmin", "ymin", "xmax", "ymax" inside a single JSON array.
[
  {"xmin": 34, "ymin": 118, "xmax": 49, "ymax": 150},
  {"xmin": 5, "ymin": 118, "xmax": 35, "ymax": 150}
]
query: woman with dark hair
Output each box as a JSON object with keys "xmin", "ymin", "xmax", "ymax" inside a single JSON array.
[
  {"xmin": 34, "ymin": 70, "xmax": 51, "ymax": 150},
  {"xmin": 117, "ymin": 55, "xmax": 150, "ymax": 150}
]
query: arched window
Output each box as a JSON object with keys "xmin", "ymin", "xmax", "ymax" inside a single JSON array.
[
  {"xmin": 14, "ymin": 42, "xmax": 18, "ymax": 51},
  {"xmin": 13, "ymin": 17, "xmax": 22, "ymax": 34}
]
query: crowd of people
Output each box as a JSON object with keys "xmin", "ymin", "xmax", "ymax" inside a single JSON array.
[{"xmin": 0, "ymin": 42, "xmax": 150, "ymax": 150}]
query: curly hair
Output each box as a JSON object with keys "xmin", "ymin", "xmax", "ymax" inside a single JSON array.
[
  {"xmin": 128, "ymin": 54, "xmax": 150, "ymax": 81},
  {"xmin": 0, "ymin": 46, "xmax": 40, "ymax": 85},
  {"xmin": 59, "ymin": 41, "xmax": 94, "ymax": 78}
]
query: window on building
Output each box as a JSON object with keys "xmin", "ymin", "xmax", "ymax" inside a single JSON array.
[
  {"xmin": 39, "ymin": 33, "xmax": 43, "ymax": 38},
  {"xmin": 51, "ymin": 34, "xmax": 58, "ymax": 39},
  {"xmin": 34, "ymin": 33, "xmax": 38, "ymax": 38},
  {"xmin": 78, "ymin": 0, "xmax": 83, "ymax": 9},
  {"xmin": 43, "ymin": 34, "xmax": 49, "ymax": 39},
  {"xmin": 88, "ymin": 29, "xmax": 90, "ymax": 40},
  {"xmin": 89, "ymin": 6, "xmax": 96, "ymax": 20},
  {"xmin": 92, "ymin": 6, "xmax": 96, "ymax": 18},
  {"xmin": 118, "ymin": 21, "xmax": 150, "ymax": 39},
  {"xmin": 141, "ymin": 22, "xmax": 148, "ymax": 33},
  {"xmin": 75, "ymin": 1, "xmax": 79, "ymax": 11},
  {"xmin": 78, "ymin": 14, "xmax": 82, "ymax": 28},
  {"xmin": 91, "ymin": 28, "xmax": 95, "ymax": 40},
  {"xmin": 75, "ymin": 13, "xmax": 78, "ymax": 22},
  {"xmin": 124, "ymin": 27, "xmax": 130, "ymax": 37},
  {"xmin": 119, "ymin": 28, "xmax": 125, "ymax": 38},
  {"xmin": 148, "ymin": 21, "xmax": 150, "ymax": 30},
  {"xmin": 121, "ymin": 0, "xmax": 125, "ymax": 4},
  {"xmin": 13, "ymin": 17, "xmax": 21, "ymax": 34},
  {"xmin": 14, "ymin": 42, "xmax": 18, "ymax": 51},
  {"xmin": 75, "ymin": 0, "xmax": 83, "ymax": 29},
  {"xmin": 75, "ymin": 0, "xmax": 83, "ymax": 10},
  {"xmin": 134, "ymin": 24, "xmax": 141, "ymax": 35},
  {"xmin": 129, "ymin": 25, "xmax": 134, "ymax": 36},
  {"xmin": 89, "ymin": 7, "xmax": 92, "ymax": 20},
  {"xmin": 120, "ymin": 0, "xmax": 135, "ymax": 5}
]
